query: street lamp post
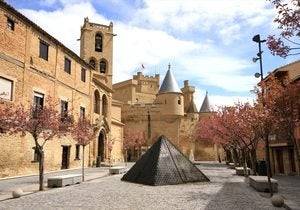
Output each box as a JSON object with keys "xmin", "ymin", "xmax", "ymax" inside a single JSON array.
[{"xmin": 252, "ymin": 34, "xmax": 273, "ymax": 196}]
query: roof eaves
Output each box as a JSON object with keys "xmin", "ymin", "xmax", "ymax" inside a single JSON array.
[{"xmin": 0, "ymin": 1, "xmax": 91, "ymax": 68}]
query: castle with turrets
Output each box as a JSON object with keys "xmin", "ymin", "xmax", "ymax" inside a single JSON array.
[
  {"xmin": 0, "ymin": 0, "xmax": 219, "ymax": 178},
  {"xmin": 113, "ymin": 64, "xmax": 220, "ymax": 161}
]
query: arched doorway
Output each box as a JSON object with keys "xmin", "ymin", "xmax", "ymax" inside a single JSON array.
[{"xmin": 98, "ymin": 130, "xmax": 105, "ymax": 161}]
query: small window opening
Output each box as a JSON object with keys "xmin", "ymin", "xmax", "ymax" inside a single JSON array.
[
  {"xmin": 64, "ymin": 57, "xmax": 71, "ymax": 74},
  {"xmin": 7, "ymin": 18, "xmax": 15, "ymax": 31},
  {"xmin": 81, "ymin": 68, "xmax": 86, "ymax": 82}
]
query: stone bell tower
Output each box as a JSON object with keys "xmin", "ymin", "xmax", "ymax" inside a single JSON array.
[{"xmin": 80, "ymin": 17, "xmax": 114, "ymax": 87}]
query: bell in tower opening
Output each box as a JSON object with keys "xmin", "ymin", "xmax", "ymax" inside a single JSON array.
[{"xmin": 95, "ymin": 33, "xmax": 103, "ymax": 52}]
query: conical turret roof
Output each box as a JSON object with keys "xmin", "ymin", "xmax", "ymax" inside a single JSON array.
[
  {"xmin": 159, "ymin": 64, "xmax": 181, "ymax": 94},
  {"xmin": 199, "ymin": 91, "xmax": 211, "ymax": 113},
  {"xmin": 121, "ymin": 135, "xmax": 209, "ymax": 186}
]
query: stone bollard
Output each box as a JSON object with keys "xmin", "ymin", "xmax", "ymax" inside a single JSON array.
[
  {"xmin": 12, "ymin": 188, "xmax": 23, "ymax": 198},
  {"xmin": 271, "ymin": 195, "xmax": 284, "ymax": 207}
]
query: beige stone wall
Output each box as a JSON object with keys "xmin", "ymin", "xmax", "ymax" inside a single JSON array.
[
  {"xmin": 113, "ymin": 83, "xmax": 136, "ymax": 104},
  {"xmin": 155, "ymin": 93, "xmax": 184, "ymax": 116},
  {"xmin": 0, "ymin": 3, "xmax": 123, "ymax": 178},
  {"xmin": 0, "ymin": 133, "xmax": 90, "ymax": 178},
  {"xmin": 113, "ymin": 72, "xmax": 159, "ymax": 104},
  {"xmin": 111, "ymin": 123, "xmax": 124, "ymax": 163},
  {"xmin": 110, "ymin": 101, "xmax": 124, "ymax": 163},
  {"xmin": 0, "ymin": 7, "xmax": 26, "ymax": 62}
]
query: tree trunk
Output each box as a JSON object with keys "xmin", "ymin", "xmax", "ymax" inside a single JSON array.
[
  {"xmin": 264, "ymin": 134, "xmax": 273, "ymax": 196},
  {"xmin": 216, "ymin": 146, "xmax": 221, "ymax": 163},
  {"xmin": 38, "ymin": 149, "xmax": 45, "ymax": 191},
  {"xmin": 226, "ymin": 149, "xmax": 232, "ymax": 163},
  {"xmin": 250, "ymin": 149, "xmax": 257, "ymax": 175},
  {"xmin": 238, "ymin": 150, "xmax": 243, "ymax": 166},
  {"xmin": 82, "ymin": 145, "xmax": 85, "ymax": 182},
  {"xmin": 232, "ymin": 148, "xmax": 238, "ymax": 167},
  {"xmin": 242, "ymin": 149, "xmax": 248, "ymax": 177}
]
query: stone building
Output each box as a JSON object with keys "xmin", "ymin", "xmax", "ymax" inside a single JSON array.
[
  {"xmin": 113, "ymin": 64, "xmax": 220, "ymax": 161},
  {"xmin": 0, "ymin": 1, "xmax": 123, "ymax": 177},
  {"xmin": 265, "ymin": 61, "xmax": 300, "ymax": 175}
]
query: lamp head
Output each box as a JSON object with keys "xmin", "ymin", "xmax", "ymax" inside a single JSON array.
[
  {"xmin": 254, "ymin": 72, "xmax": 261, "ymax": 78},
  {"xmin": 257, "ymin": 51, "xmax": 263, "ymax": 57},
  {"xmin": 252, "ymin": 57, "xmax": 260, "ymax": 63},
  {"xmin": 252, "ymin": 34, "xmax": 260, "ymax": 43}
]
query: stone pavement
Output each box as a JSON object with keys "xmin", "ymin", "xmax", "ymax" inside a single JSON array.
[
  {"xmin": 0, "ymin": 162, "xmax": 291, "ymax": 210},
  {"xmin": 0, "ymin": 164, "xmax": 123, "ymax": 201},
  {"xmin": 273, "ymin": 175, "xmax": 300, "ymax": 209}
]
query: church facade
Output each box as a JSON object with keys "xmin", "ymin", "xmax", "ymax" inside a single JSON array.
[
  {"xmin": 113, "ymin": 65, "xmax": 221, "ymax": 161},
  {"xmin": 0, "ymin": 1, "xmax": 123, "ymax": 177}
]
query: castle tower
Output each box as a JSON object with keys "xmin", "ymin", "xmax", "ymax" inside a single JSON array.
[
  {"xmin": 80, "ymin": 17, "xmax": 114, "ymax": 87},
  {"xmin": 181, "ymin": 80, "xmax": 196, "ymax": 113},
  {"xmin": 155, "ymin": 64, "xmax": 184, "ymax": 116},
  {"xmin": 186, "ymin": 97, "xmax": 198, "ymax": 113},
  {"xmin": 199, "ymin": 91, "xmax": 211, "ymax": 113}
]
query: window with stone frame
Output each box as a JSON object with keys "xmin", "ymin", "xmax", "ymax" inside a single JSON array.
[
  {"xmin": 64, "ymin": 57, "xmax": 71, "ymax": 74},
  {"xmin": 81, "ymin": 68, "xmax": 86, "ymax": 82},
  {"xmin": 0, "ymin": 76, "xmax": 13, "ymax": 101},
  {"xmin": 60, "ymin": 100, "xmax": 68, "ymax": 121},
  {"xmin": 7, "ymin": 17, "xmax": 15, "ymax": 31},
  {"xmin": 39, "ymin": 40, "xmax": 49, "ymax": 61},
  {"xmin": 80, "ymin": 106, "xmax": 85, "ymax": 118},
  {"xmin": 33, "ymin": 92, "xmax": 44, "ymax": 118}
]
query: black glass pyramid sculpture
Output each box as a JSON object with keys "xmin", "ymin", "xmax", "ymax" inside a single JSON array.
[{"xmin": 121, "ymin": 135, "xmax": 209, "ymax": 186}]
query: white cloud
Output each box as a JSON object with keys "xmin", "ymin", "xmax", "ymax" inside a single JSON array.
[
  {"xmin": 113, "ymin": 25, "xmax": 205, "ymax": 82},
  {"xmin": 39, "ymin": 0, "xmax": 90, "ymax": 6},
  {"xmin": 194, "ymin": 88, "xmax": 255, "ymax": 110},
  {"xmin": 132, "ymin": 0, "xmax": 274, "ymax": 34},
  {"xmin": 219, "ymin": 25, "xmax": 241, "ymax": 45},
  {"xmin": 21, "ymin": 2, "xmax": 107, "ymax": 54},
  {"xmin": 17, "ymin": 0, "xmax": 269, "ymax": 106},
  {"xmin": 177, "ymin": 56, "xmax": 256, "ymax": 93},
  {"xmin": 20, "ymin": 1, "xmax": 207, "ymax": 84}
]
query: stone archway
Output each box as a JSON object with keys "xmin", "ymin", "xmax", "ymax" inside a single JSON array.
[{"xmin": 98, "ymin": 130, "xmax": 106, "ymax": 161}]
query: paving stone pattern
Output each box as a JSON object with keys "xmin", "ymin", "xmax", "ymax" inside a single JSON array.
[{"xmin": 0, "ymin": 164, "xmax": 281, "ymax": 210}]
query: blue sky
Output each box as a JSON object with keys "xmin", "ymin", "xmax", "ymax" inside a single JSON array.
[{"xmin": 6, "ymin": 0, "xmax": 298, "ymax": 107}]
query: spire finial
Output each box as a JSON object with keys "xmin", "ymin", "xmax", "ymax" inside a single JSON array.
[
  {"xmin": 168, "ymin": 63, "xmax": 171, "ymax": 71},
  {"xmin": 206, "ymin": 90, "xmax": 208, "ymax": 95}
]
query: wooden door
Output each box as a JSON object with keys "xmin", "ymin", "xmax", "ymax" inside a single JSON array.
[
  {"xmin": 276, "ymin": 149, "xmax": 284, "ymax": 174},
  {"xmin": 61, "ymin": 146, "xmax": 70, "ymax": 169},
  {"xmin": 289, "ymin": 148, "xmax": 296, "ymax": 173}
]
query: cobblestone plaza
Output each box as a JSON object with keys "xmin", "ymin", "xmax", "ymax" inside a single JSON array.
[{"xmin": 1, "ymin": 163, "xmax": 299, "ymax": 210}]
